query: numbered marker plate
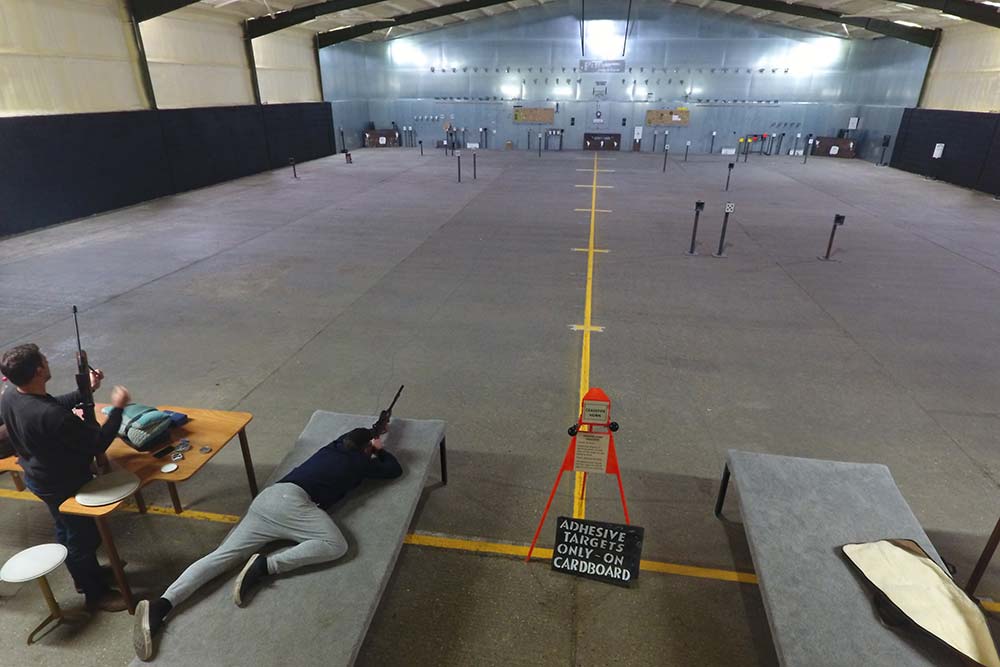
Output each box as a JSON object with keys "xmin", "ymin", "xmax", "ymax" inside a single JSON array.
[{"xmin": 724, "ymin": 203, "xmax": 736, "ymax": 214}]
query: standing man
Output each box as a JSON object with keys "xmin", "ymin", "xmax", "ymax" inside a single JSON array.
[
  {"xmin": 0, "ymin": 343, "xmax": 131, "ymax": 611},
  {"xmin": 133, "ymin": 426, "xmax": 402, "ymax": 661}
]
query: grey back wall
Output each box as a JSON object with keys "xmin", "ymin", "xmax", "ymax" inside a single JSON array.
[{"xmin": 319, "ymin": 0, "xmax": 931, "ymax": 162}]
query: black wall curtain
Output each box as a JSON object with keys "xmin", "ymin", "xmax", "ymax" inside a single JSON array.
[{"xmin": 0, "ymin": 102, "xmax": 336, "ymax": 238}]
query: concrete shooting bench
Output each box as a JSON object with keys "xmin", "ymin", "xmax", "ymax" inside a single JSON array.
[
  {"xmin": 133, "ymin": 410, "xmax": 447, "ymax": 667},
  {"xmin": 714, "ymin": 450, "xmax": 972, "ymax": 667}
]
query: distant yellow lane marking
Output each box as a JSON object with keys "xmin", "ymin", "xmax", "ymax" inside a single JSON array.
[
  {"xmin": 984, "ymin": 601, "xmax": 1000, "ymax": 613},
  {"xmin": 575, "ymin": 208, "xmax": 612, "ymax": 213},
  {"xmin": 0, "ymin": 488, "xmax": 240, "ymax": 524},
  {"xmin": 569, "ymin": 324, "xmax": 605, "ymax": 332},
  {"xmin": 572, "ymin": 248, "xmax": 609, "ymax": 253},
  {"xmin": 575, "ymin": 184, "xmax": 614, "ymax": 189},
  {"xmin": 576, "ymin": 169, "xmax": 616, "ymax": 173},
  {"xmin": 404, "ymin": 532, "xmax": 758, "ymax": 584}
]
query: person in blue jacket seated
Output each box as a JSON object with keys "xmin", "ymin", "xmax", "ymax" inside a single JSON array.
[{"xmin": 133, "ymin": 426, "xmax": 403, "ymax": 661}]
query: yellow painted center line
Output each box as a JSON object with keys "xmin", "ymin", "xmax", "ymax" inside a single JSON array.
[
  {"xmin": 576, "ymin": 169, "xmax": 617, "ymax": 172},
  {"xmin": 575, "ymin": 184, "xmax": 614, "ymax": 189},
  {"xmin": 574, "ymin": 208, "xmax": 612, "ymax": 213},
  {"xmin": 572, "ymin": 248, "xmax": 609, "ymax": 253},
  {"xmin": 572, "ymin": 153, "xmax": 605, "ymax": 519}
]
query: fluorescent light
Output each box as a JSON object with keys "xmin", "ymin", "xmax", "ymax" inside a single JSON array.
[
  {"xmin": 941, "ymin": 13, "xmax": 963, "ymax": 19},
  {"xmin": 893, "ymin": 19, "xmax": 923, "ymax": 27},
  {"xmin": 552, "ymin": 86, "xmax": 573, "ymax": 96},
  {"xmin": 500, "ymin": 84, "xmax": 520, "ymax": 97}
]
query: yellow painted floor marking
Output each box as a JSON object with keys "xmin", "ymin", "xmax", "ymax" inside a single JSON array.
[
  {"xmin": 575, "ymin": 184, "xmax": 614, "ymax": 189},
  {"xmin": 572, "ymin": 248, "xmax": 609, "ymax": 253},
  {"xmin": 574, "ymin": 208, "xmax": 612, "ymax": 213},
  {"xmin": 984, "ymin": 600, "xmax": 1000, "ymax": 613},
  {"xmin": 569, "ymin": 324, "xmax": 605, "ymax": 332},
  {"xmin": 576, "ymin": 169, "xmax": 617, "ymax": 173},
  {"xmin": 572, "ymin": 152, "xmax": 605, "ymax": 520},
  {"xmin": 0, "ymin": 488, "xmax": 241, "ymax": 524},
  {"xmin": 404, "ymin": 531, "xmax": 758, "ymax": 584}
]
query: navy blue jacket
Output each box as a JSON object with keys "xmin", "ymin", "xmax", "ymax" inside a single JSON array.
[{"xmin": 278, "ymin": 433, "xmax": 402, "ymax": 509}]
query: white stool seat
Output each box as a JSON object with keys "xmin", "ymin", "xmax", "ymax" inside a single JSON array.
[
  {"xmin": 1, "ymin": 544, "xmax": 67, "ymax": 583},
  {"xmin": 75, "ymin": 469, "xmax": 140, "ymax": 507}
]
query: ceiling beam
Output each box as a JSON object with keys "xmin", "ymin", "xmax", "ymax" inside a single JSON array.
[
  {"xmin": 317, "ymin": 0, "xmax": 516, "ymax": 47},
  {"xmin": 713, "ymin": 0, "xmax": 940, "ymax": 45},
  {"xmin": 875, "ymin": 0, "xmax": 1000, "ymax": 29},
  {"xmin": 130, "ymin": 0, "xmax": 200, "ymax": 22},
  {"xmin": 247, "ymin": 0, "xmax": 387, "ymax": 39}
]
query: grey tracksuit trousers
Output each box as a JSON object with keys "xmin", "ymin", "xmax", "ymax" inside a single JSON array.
[{"xmin": 162, "ymin": 483, "xmax": 348, "ymax": 607}]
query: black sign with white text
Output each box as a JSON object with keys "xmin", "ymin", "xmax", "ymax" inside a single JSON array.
[{"xmin": 551, "ymin": 517, "xmax": 644, "ymax": 587}]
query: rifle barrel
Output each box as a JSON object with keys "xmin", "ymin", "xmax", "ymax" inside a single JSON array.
[{"xmin": 387, "ymin": 385, "xmax": 404, "ymax": 413}]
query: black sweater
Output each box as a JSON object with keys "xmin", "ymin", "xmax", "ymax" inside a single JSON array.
[
  {"xmin": 0, "ymin": 388, "xmax": 122, "ymax": 497},
  {"xmin": 279, "ymin": 433, "xmax": 402, "ymax": 509}
]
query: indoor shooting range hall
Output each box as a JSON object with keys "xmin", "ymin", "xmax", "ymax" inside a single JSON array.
[{"xmin": 2, "ymin": 0, "xmax": 1000, "ymax": 666}]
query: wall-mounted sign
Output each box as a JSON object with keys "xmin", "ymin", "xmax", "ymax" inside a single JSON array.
[
  {"xmin": 933, "ymin": 143, "xmax": 945, "ymax": 159},
  {"xmin": 848, "ymin": 117, "xmax": 860, "ymax": 130},
  {"xmin": 645, "ymin": 109, "xmax": 690, "ymax": 126},
  {"xmin": 552, "ymin": 517, "xmax": 644, "ymax": 587},
  {"xmin": 581, "ymin": 59, "xmax": 626, "ymax": 73}
]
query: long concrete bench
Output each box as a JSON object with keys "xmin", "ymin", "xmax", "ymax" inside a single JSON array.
[
  {"xmin": 714, "ymin": 450, "xmax": 968, "ymax": 667},
  {"xmin": 132, "ymin": 411, "xmax": 446, "ymax": 667}
]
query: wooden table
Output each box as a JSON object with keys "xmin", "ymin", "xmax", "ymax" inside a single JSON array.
[{"xmin": 1, "ymin": 406, "xmax": 255, "ymax": 613}]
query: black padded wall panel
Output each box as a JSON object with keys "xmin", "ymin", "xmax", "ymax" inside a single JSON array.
[
  {"xmin": 158, "ymin": 106, "xmax": 271, "ymax": 193},
  {"xmin": 262, "ymin": 103, "xmax": 336, "ymax": 168},
  {"xmin": 891, "ymin": 108, "xmax": 1000, "ymax": 192},
  {"xmin": 0, "ymin": 111, "xmax": 172, "ymax": 237},
  {"xmin": 977, "ymin": 120, "xmax": 1000, "ymax": 196}
]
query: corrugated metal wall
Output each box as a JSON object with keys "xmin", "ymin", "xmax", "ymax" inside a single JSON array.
[
  {"xmin": 921, "ymin": 24, "xmax": 1000, "ymax": 113},
  {"xmin": 319, "ymin": 0, "xmax": 932, "ymax": 161},
  {"xmin": 0, "ymin": 0, "xmax": 146, "ymax": 116}
]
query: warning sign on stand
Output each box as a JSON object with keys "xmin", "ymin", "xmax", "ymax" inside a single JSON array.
[{"xmin": 573, "ymin": 432, "xmax": 609, "ymax": 473}]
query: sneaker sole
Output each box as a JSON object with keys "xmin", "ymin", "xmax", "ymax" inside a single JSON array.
[
  {"xmin": 233, "ymin": 553, "xmax": 260, "ymax": 607},
  {"xmin": 133, "ymin": 599, "xmax": 153, "ymax": 661}
]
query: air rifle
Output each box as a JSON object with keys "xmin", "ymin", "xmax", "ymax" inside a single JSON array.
[
  {"xmin": 371, "ymin": 385, "xmax": 404, "ymax": 440},
  {"xmin": 72, "ymin": 306, "xmax": 97, "ymax": 425}
]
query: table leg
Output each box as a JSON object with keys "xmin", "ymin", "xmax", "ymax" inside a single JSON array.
[
  {"xmin": 95, "ymin": 516, "xmax": 134, "ymax": 614},
  {"xmin": 11, "ymin": 471, "xmax": 25, "ymax": 492},
  {"xmin": 238, "ymin": 428, "xmax": 259, "ymax": 497},
  {"xmin": 133, "ymin": 489, "xmax": 147, "ymax": 514},
  {"xmin": 167, "ymin": 482, "xmax": 182, "ymax": 514},
  {"xmin": 966, "ymin": 515, "xmax": 1000, "ymax": 596},
  {"xmin": 714, "ymin": 464, "xmax": 731, "ymax": 518},
  {"xmin": 439, "ymin": 437, "xmax": 448, "ymax": 485}
]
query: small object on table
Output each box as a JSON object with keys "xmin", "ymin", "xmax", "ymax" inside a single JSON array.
[
  {"xmin": 171, "ymin": 452, "xmax": 184, "ymax": 462},
  {"xmin": 75, "ymin": 469, "xmax": 141, "ymax": 507},
  {"xmin": 153, "ymin": 445, "xmax": 175, "ymax": 459},
  {"xmin": 160, "ymin": 463, "xmax": 178, "ymax": 474},
  {"xmin": 199, "ymin": 446, "xmax": 212, "ymax": 454},
  {"xmin": 175, "ymin": 439, "xmax": 191, "ymax": 452}
]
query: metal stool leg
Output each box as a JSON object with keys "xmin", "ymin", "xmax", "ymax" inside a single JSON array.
[
  {"xmin": 26, "ymin": 576, "xmax": 86, "ymax": 644},
  {"xmin": 714, "ymin": 464, "xmax": 731, "ymax": 518}
]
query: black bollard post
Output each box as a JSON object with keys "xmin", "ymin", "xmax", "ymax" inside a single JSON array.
[
  {"xmin": 651, "ymin": 131, "xmax": 658, "ymax": 153},
  {"xmin": 538, "ymin": 133, "xmax": 542, "ymax": 158},
  {"xmin": 744, "ymin": 138, "xmax": 750, "ymax": 163},
  {"xmin": 684, "ymin": 141, "xmax": 690, "ymax": 162},
  {"xmin": 473, "ymin": 152, "xmax": 477, "ymax": 179},
  {"xmin": 725, "ymin": 162, "xmax": 734, "ymax": 191},
  {"xmin": 339, "ymin": 128, "xmax": 346, "ymax": 153},
  {"xmin": 710, "ymin": 131, "xmax": 716, "ymax": 155},
  {"xmin": 289, "ymin": 157, "xmax": 298, "ymax": 179},
  {"xmin": 792, "ymin": 134, "xmax": 799, "ymax": 157},
  {"xmin": 803, "ymin": 139, "xmax": 811, "ymax": 164},
  {"xmin": 457, "ymin": 153, "xmax": 462, "ymax": 183},
  {"xmin": 527, "ymin": 130, "xmax": 531, "ymax": 150},
  {"xmin": 662, "ymin": 144, "xmax": 670, "ymax": 172},
  {"xmin": 820, "ymin": 214, "xmax": 845, "ymax": 261},
  {"xmin": 688, "ymin": 201, "xmax": 705, "ymax": 255},
  {"xmin": 419, "ymin": 140, "xmax": 423, "ymax": 156},
  {"xmin": 714, "ymin": 202, "xmax": 735, "ymax": 258}
]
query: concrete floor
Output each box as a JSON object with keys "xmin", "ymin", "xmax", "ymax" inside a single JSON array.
[{"xmin": 2, "ymin": 147, "xmax": 1000, "ymax": 666}]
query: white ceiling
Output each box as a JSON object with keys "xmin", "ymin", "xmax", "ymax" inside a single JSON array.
[{"xmin": 199, "ymin": 0, "xmax": 987, "ymax": 42}]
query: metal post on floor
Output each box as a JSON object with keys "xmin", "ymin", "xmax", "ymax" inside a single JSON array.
[
  {"xmin": 527, "ymin": 130, "xmax": 531, "ymax": 151},
  {"xmin": 339, "ymin": 128, "xmax": 346, "ymax": 153},
  {"xmin": 804, "ymin": 138, "xmax": 811, "ymax": 164},
  {"xmin": 710, "ymin": 131, "xmax": 716, "ymax": 155},
  {"xmin": 688, "ymin": 200, "xmax": 705, "ymax": 255},
  {"xmin": 725, "ymin": 162, "xmax": 734, "ymax": 191},
  {"xmin": 714, "ymin": 202, "xmax": 735, "ymax": 258},
  {"xmin": 457, "ymin": 153, "xmax": 462, "ymax": 183},
  {"xmin": 663, "ymin": 144, "xmax": 670, "ymax": 172},
  {"xmin": 776, "ymin": 133, "xmax": 785, "ymax": 157},
  {"xmin": 419, "ymin": 140, "xmax": 423, "ymax": 156},
  {"xmin": 684, "ymin": 141, "xmax": 690, "ymax": 162},
  {"xmin": 289, "ymin": 157, "xmax": 298, "ymax": 179},
  {"xmin": 538, "ymin": 133, "xmax": 542, "ymax": 158},
  {"xmin": 744, "ymin": 137, "xmax": 750, "ymax": 163},
  {"xmin": 792, "ymin": 133, "xmax": 800, "ymax": 157},
  {"xmin": 473, "ymin": 152, "xmax": 477, "ymax": 179},
  {"xmin": 651, "ymin": 131, "xmax": 658, "ymax": 153},
  {"xmin": 819, "ymin": 214, "xmax": 845, "ymax": 261}
]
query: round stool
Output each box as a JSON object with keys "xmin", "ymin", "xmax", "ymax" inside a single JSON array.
[{"xmin": 1, "ymin": 544, "xmax": 87, "ymax": 644}]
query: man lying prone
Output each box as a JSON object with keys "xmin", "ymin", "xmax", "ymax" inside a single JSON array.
[{"xmin": 133, "ymin": 426, "xmax": 402, "ymax": 661}]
